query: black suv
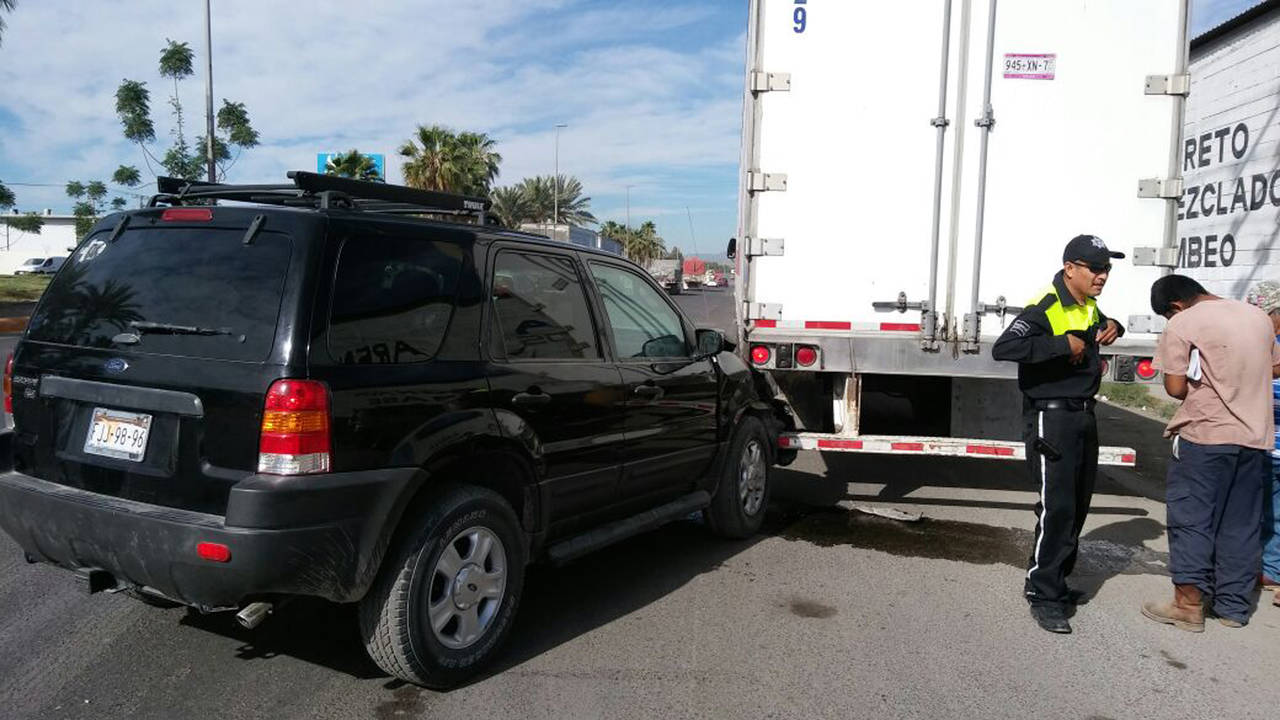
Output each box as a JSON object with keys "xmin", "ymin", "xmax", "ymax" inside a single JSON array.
[{"xmin": 0, "ymin": 172, "xmax": 780, "ymax": 688}]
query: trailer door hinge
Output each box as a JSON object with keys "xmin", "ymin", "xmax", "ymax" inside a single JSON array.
[
  {"xmin": 744, "ymin": 237, "xmax": 785, "ymax": 257},
  {"xmin": 750, "ymin": 71, "xmax": 791, "ymax": 93},
  {"xmin": 1137, "ymin": 177, "xmax": 1183, "ymax": 199},
  {"xmin": 1132, "ymin": 246, "xmax": 1180, "ymax": 268},
  {"xmin": 747, "ymin": 303, "xmax": 783, "ymax": 320},
  {"xmin": 747, "ymin": 171, "xmax": 787, "ymax": 193},
  {"xmin": 1144, "ymin": 73, "xmax": 1190, "ymax": 96}
]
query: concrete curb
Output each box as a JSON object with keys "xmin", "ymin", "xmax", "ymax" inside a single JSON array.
[{"xmin": 0, "ymin": 316, "xmax": 29, "ymax": 333}]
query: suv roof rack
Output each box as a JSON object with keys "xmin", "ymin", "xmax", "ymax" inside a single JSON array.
[{"xmin": 151, "ymin": 171, "xmax": 493, "ymax": 224}]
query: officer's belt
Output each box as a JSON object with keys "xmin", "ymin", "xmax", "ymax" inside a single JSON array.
[{"xmin": 1031, "ymin": 398, "xmax": 1096, "ymax": 412}]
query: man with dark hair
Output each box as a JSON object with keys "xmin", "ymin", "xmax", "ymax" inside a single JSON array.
[
  {"xmin": 1149, "ymin": 274, "xmax": 1209, "ymax": 317},
  {"xmin": 1141, "ymin": 274, "xmax": 1280, "ymax": 631},
  {"xmin": 993, "ymin": 234, "xmax": 1124, "ymax": 634}
]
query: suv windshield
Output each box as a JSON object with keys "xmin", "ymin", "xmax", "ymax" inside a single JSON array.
[{"xmin": 26, "ymin": 227, "xmax": 291, "ymax": 361}]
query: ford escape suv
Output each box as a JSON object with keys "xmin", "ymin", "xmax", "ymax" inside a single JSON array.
[{"xmin": 0, "ymin": 171, "xmax": 781, "ymax": 688}]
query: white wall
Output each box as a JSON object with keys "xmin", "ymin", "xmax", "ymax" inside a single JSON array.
[
  {"xmin": 1181, "ymin": 9, "xmax": 1280, "ymax": 299},
  {"xmin": 0, "ymin": 215, "xmax": 77, "ymax": 275}
]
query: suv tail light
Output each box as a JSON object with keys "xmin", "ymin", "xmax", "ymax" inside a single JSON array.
[
  {"xmin": 3, "ymin": 353, "xmax": 12, "ymax": 413},
  {"xmin": 258, "ymin": 379, "xmax": 331, "ymax": 475}
]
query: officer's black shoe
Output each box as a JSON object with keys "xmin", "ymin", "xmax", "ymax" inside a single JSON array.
[{"xmin": 1030, "ymin": 604, "xmax": 1072, "ymax": 634}]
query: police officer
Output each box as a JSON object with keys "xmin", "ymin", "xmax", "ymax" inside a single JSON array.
[{"xmin": 992, "ymin": 234, "xmax": 1124, "ymax": 634}]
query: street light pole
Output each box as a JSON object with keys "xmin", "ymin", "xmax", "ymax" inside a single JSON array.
[
  {"xmin": 625, "ymin": 185, "xmax": 633, "ymax": 229},
  {"xmin": 553, "ymin": 123, "xmax": 567, "ymax": 238},
  {"xmin": 204, "ymin": 0, "xmax": 217, "ymax": 182}
]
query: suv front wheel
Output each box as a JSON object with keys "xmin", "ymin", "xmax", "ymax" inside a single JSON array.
[
  {"xmin": 705, "ymin": 415, "xmax": 772, "ymax": 539},
  {"xmin": 358, "ymin": 484, "xmax": 526, "ymax": 689}
]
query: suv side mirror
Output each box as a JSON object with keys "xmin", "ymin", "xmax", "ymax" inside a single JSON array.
[
  {"xmin": 695, "ymin": 328, "xmax": 725, "ymax": 358},
  {"xmin": 726, "ymin": 238, "xmax": 736, "ymax": 260}
]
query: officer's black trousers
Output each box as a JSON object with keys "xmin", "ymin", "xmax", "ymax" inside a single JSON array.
[{"xmin": 1022, "ymin": 405, "xmax": 1098, "ymax": 606}]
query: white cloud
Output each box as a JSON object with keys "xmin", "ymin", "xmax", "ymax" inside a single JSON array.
[{"xmin": 0, "ymin": 0, "xmax": 746, "ymax": 249}]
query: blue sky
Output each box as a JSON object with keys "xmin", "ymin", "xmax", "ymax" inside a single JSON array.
[{"xmin": 0, "ymin": 0, "xmax": 1266, "ymax": 257}]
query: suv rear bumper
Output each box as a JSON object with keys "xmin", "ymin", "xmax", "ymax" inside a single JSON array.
[{"xmin": 0, "ymin": 434, "xmax": 418, "ymax": 608}]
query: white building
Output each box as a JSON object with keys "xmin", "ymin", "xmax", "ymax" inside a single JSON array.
[
  {"xmin": 518, "ymin": 222, "xmax": 622, "ymax": 255},
  {"xmin": 1179, "ymin": 0, "xmax": 1280, "ymax": 299},
  {"xmin": 1, "ymin": 209, "xmax": 78, "ymax": 275}
]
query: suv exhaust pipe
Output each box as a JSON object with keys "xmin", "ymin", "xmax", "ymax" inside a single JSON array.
[{"xmin": 236, "ymin": 601, "xmax": 273, "ymax": 629}]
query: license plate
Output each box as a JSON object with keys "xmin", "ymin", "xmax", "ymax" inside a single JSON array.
[{"xmin": 84, "ymin": 408, "xmax": 152, "ymax": 462}]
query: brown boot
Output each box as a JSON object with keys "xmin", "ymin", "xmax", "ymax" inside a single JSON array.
[{"xmin": 1141, "ymin": 584, "xmax": 1205, "ymax": 633}]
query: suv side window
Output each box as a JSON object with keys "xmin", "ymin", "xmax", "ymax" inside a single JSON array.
[
  {"xmin": 328, "ymin": 236, "xmax": 464, "ymax": 364},
  {"xmin": 491, "ymin": 251, "xmax": 599, "ymax": 361},
  {"xmin": 588, "ymin": 262, "xmax": 689, "ymax": 359}
]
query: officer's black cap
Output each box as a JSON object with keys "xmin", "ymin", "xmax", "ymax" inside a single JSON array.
[{"xmin": 1063, "ymin": 234, "xmax": 1125, "ymax": 265}]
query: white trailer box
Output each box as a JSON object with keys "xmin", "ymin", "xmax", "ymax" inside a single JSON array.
[
  {"xmin": 734, "ymin": 0, "xmax": 1191, "ymax": 464},
  {"xmin": 1179, "ymin": 4, "xmax": 1280, "ymax": 300}
]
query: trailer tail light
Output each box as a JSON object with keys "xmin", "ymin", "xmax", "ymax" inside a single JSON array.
[
  {"xmin": 1135, "ymin": 358, "xmax": 1159, "ymax": 381},
  {"xmin": 258, "ymin": 379, "xmax": 331, "ymax": 475},
  {"xmin": 161, "ymin": 208, "xmax": 213, "ymax": 222},
  {"xmin": 795, "ymin": 346, "xmax": 818, "ymax": 367},
  {"xmin": 3, "ymin": 353, "xmax": 11, "ymax": 413},
  {"xmin": 750, "ymin": 345, "xmax": 772, "ymax": 365}
]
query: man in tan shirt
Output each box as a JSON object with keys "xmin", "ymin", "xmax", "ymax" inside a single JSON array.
[{"xmin": 1141, "ymin": 275, "xmax": 1280, "ymax": 631}]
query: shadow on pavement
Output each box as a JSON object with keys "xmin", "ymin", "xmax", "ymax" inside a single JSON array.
[
  {"xmin": 483, "ymin": 517, "xmax": 764, "ymax": 681},
  {"xmin": 179, "ymin": 596, "xmax": 385, "ymax": 680},
  {"xmin": 179, "ymin": 515, "xmax": 765, "ymax": 691}
]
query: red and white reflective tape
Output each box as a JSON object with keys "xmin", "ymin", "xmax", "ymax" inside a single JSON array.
[
  {"xmin": 752, "ymin": 319, "xmax": 921, "ymax": 332},
  {"xmin": 778, "ymin": 433, "xmax": 1137, "ymax": 467}
]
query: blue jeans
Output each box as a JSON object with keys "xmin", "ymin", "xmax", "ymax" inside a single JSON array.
[
  {"xmin": 1166, "ymin": 438, "xmax": 1265, "ymax": 623},
  {"xmin": 1264, "ymin": 458, "xmax": 1280, "ymax": 581}
]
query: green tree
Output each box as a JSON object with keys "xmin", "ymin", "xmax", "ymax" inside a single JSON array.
[
  {"xmin": 112, "ymin": 165, "xmax": 142, "ymax": 187},
  {"xmin": 115, "ymin": 40, "xmax": 259, "ymax": 182},
  {"xmin": 489, "ymin": 185, "xmax": 533, "ymax": 228},
  {"xmin": 624, "ymin": 221, "xmax": 665, "ymax": 266},
  {"xmin": 324, "ymin": 150, "xmax": 383, "ymax": 182},
  {"xmin": 513, "ymin": 175, "xmax": 595, "ymax": 226},
  {"xmin": 66, "ymin": 179, "xmax": 126, "ymax": 240},
  {"xmin": 0, "ymin": 180, "xmax": 44, "ymax": 244},
  {"xmin": 399, "ymin": 125, "xmax": 502, "ymax": 195},
  {"xmin": 599, "ymin": 220, "xmax": 664, "ymax": 265}
]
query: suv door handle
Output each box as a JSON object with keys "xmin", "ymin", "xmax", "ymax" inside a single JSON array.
[
  {"xmin": 634, "ymin": 385, "xmax": 664, "ymax": 400},
  {"xmin": 512, "ymin": 391, "xmax": 552, "ymax": 407}
]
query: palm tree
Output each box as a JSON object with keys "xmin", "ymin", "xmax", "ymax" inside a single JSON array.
[
  {"xmin": 456, "ymin": 132, "xmax": 501, "ymax": 195},
  {"xmin": 489, "ymin": 185, "xmax": 533, "ymax": 228},
  {"xmin": 1, "ymin": 0, "xmax": 18, "ymax": 48},
  {"xmin": 624, "ymin": 221, "xmax": 665, "ymax": 267},
  {"xmin": 514, "ymin": 175, "xmax": 596, "ymax": 226},
  {"xmin": 325, "ymin": 149, "xmax": 383, "ymax": 182},
  {"xmin": 399, "ymin": 124, "xmax": 501, "ymax": 195},
  {"xmin": 600, "ymin": 221, "xmax": 628, "ymax": 244}
]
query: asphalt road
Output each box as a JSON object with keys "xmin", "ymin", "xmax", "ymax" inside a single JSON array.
[{"xmin": 2, "ymin": 294, "xmax": 1278, "ymax": 720}]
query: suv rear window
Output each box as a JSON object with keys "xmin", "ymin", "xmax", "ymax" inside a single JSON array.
[
  {"xmin": 26, "ymin": 227, "xmax": 292, "ymax": 361},
  {"xmin": 328, "ymin": 235, "xmax": 463, "ymax": 364}
]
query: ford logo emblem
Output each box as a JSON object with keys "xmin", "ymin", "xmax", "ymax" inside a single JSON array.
[{"xmin": 104, "ymin": 358, "xmax": 129, "ymax": 374}]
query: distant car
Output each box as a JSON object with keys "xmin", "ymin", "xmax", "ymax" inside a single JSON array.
[{"xmin": 13, "ymin": 257, "xmax": 65, "ymax": 275}]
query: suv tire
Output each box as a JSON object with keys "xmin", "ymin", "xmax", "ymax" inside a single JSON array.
[
  {"xmin": 358, "ymin": 484, "xmax": 526, "ymax": 689},
  {"xmin": 704, "ymin": 415, "xmax": 771, "ymax": 539}
]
